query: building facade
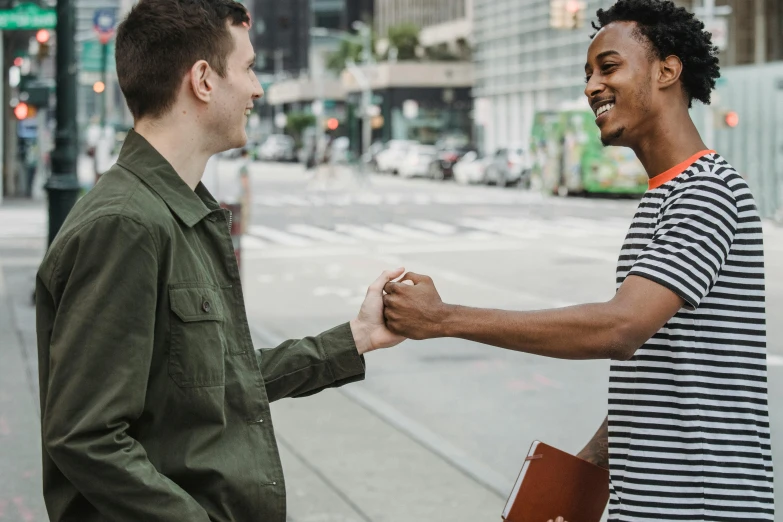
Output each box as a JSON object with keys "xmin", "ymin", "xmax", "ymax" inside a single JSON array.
[
  {"xmin": 375, "ymin": 0, "xmax": 466, "ymax": 37},
  {"xmin": 473, "ymin": 0, "xmax": 783, "ymax": 155},
  {"xmin": 313, "ymin": 0, "xmax": 374, "ymax": 31},
  {"xmin": 253, "ymin": 0, "xmax": 311, "ymax": 76}
]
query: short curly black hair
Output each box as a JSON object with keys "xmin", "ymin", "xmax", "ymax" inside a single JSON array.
[{"xmin": 591, "ymin": 0, "xmax": 721, "ymax": 107}]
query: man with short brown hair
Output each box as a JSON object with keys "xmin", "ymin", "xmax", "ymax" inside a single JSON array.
[{"xmin": 35, "ymin": 1, "xmax": 404, "ymax": 520}]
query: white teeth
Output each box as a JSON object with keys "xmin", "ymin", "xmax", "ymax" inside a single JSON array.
[
  {"xmin": 245, "ymin": 109, "xmax": 251, "ymax": 116},
  {"xmin": 596, "ymin": 103, "xmax": 614, "ymax": 117}
]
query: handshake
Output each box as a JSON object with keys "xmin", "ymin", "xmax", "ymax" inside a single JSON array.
[{"xmin": 349, "ymin": 267, "xmax": 450, "ymax": 355}]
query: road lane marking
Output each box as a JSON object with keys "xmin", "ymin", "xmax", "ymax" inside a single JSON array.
[
  {"xmin": 287, "ymin": 224, "xmax": 358, "ymax": 245},
  {"xmin": 381, "ymin": 224, "xmax": 440, "ymax": 241},
  {"xmin": 335, "ymin": 224, "xmax": 403, "ymax": 242},
  {"xmin": 248, "ymin": 225, "xmax": 312, "ymax": 247},
  {"xmin": 407, "ymin": 219, "xmax": 458, "ymax": 235}
]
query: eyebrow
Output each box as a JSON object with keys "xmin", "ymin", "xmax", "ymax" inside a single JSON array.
[{"xmin": 585, "ymin": 50, "xmax": 621, "ymax": 70}]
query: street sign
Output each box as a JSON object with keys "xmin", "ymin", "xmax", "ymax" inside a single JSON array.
[
  {"xmin": 80, "ymin": 41, "xmax": 116, "ymax": 72},
  {"xmin": 93, "ymin": 8, "xmax": 117, "ymax": 44},
  {"xmin": 705, "ymin": 18, "xmax": 728, "ymax": 51},
  {"xmin": 0, "ymin": 3, "xmax": 56, "ymax": 30}
]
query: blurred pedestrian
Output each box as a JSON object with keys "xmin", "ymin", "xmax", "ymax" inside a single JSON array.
[
  {"xmin": 34, "ymin": 1, "xmax": 407, "ymax": 521},
  {"xmin": 382, "ymin": 1, "xmax": 774, "ymax": 521}
]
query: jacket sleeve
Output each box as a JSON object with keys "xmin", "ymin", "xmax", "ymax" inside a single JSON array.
[
  {"xmin": 40, "ymin": 215, "xmax": 210, "ymax": 521},
  {"xmin": 256, "ymin": 323, "xmax": 366, "ymax": 402}
]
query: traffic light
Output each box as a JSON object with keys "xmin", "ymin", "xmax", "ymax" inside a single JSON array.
[
  {"xmin": 326, "ymin": 118, "xmax": 339, "ymax": 131},
  {"xmin": 93, "ymin": 81, "xmax": 106, "ymax": 94},
  {"xmin": 14, "ymin": 102, "xmax": 29, "ymax": 120},
  {"xmin": 37, "ymin": 29, "xmax": 51, "ymax": 59},
  {"xmin": 723, "ymin": 111, "xmax": 739, "ymax": 128}
]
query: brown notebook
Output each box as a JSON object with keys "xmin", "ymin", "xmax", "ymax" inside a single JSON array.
[{"xmin": 502, "ymin": 441, "xmax": 609, "ymax": 522}]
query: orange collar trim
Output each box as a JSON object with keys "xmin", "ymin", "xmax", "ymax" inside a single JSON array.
[{"xmin": 648, "ymin": 150, "xmax": 715, "ymax": 190}]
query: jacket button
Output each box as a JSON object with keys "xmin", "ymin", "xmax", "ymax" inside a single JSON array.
[{"xmin": 202, "ymin": 301, "xmax": 211, "ymax": 313}]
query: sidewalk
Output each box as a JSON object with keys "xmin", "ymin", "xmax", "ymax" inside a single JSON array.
[
  {"xmin": 0, "ymin": 200, "xmax": 48, "ymax": 521},
  {"xmin": 0, "ymin": 200, "xmax": 504, "ymax": 522}
]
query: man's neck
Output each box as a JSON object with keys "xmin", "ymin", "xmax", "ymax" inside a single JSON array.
[
  {"xmin": 134, "ymin": 119, "xmax": 212, "ymax": 190},
  {"xmin": 631, "ymin": 111, "xmax": 710, "ymax": 179}
]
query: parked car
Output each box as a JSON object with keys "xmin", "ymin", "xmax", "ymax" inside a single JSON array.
[
  {"xmin": 399, "ymin": 145, "xmax": 438, "ymax": 178},
  {"xmin": 429, "ymin": 146, "xmax": 476, "ymax": 180},
  {"xmin": 453, "ymin": 151, "xmax": 491, "ymax": 185},
  {"xmin": 375, "ymin": 139, "xmax": 417, "ymax": 174},
  {"xmin": 485, "ymin": 146, "xmax": 533, "ymax": 187},
  {"xmin": 257, "ymin": 134, "xmax": 296, "ymax": 162}
]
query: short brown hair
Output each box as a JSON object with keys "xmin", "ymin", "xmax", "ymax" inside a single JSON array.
[{"xmin": 116, "ymin": 0, "xmax": 250, "ymax": 120}]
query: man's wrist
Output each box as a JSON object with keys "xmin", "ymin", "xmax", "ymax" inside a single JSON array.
[
  {"xmin": 349, "ymin": 319, "xmax": 373, "ymax": 355},
  {"xmin": 437, "ymin": 304, "xmax": 461, "ymax": 338}
]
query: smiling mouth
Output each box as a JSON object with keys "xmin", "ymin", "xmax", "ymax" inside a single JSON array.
[{"xmin": 594, "ymin": 103, "xmax": 615, "ymax": 120}]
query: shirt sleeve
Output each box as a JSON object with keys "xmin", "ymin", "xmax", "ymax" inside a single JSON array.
[
  {"xmin": 40, "ymin": 215, "xmax": 210, "ymax": 521},
  {"xmin": 256, "ymin": 323, "xmax": 366, "ymax": 403},
  {"xmin": 628, "ymin": 175, "xmax": 739, "ymax": 310}
]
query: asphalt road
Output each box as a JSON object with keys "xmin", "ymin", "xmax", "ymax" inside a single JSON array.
[{"xmin": 226, "ymin": 159, "xmax": 783, "ymax": 516}]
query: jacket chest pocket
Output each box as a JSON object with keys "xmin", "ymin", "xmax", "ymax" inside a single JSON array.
[{"xmin": 168, "ymin": 284, "xmax": 226, "ymax": 387}]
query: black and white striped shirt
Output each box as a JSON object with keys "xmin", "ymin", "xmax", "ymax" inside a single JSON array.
[{"xmin": 609, "ymin": 151, "xmax": 775, "ymax": 521}]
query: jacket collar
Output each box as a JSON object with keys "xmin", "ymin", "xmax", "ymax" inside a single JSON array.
[{"xmin": 116, "ymin": 129, "xmax": 219, "ymax": 227}]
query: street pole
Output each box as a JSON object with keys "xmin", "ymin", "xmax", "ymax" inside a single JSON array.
[
  {"xmin": 46, "ymin": 0, "xmax": 80, "ymax": 246},
  {"xmin": 355, "ymin": 22, "xmax": 373, "ymax": 163},
  {"xmin": 100, "ymin": 41, "xmax": 108, "ymax": 127}
]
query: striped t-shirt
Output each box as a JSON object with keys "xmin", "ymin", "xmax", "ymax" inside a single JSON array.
[{"xmin": 609, "ymin": 151, "xmax": 774, "ymax": 521}]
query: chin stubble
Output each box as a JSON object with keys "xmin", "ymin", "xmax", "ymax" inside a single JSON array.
[{"xmin": 601, "ymin": 127, "xmax": 625, "ymax": 147}]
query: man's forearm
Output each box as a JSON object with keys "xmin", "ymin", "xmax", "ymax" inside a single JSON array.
[
  {"xmin": 577, "ymin": 416, "xmax": 610, "ymax": 469},
  {"xmin": 439, "ymin": 302, "xmax": 630, "ymax": 360}
]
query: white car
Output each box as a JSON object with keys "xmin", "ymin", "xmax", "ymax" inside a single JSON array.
[
  {"xmin": 453, "ymin": 151, "xmax": 490, "ymax": 184},
  {"xmin": 258, "ymin": 135, "xmax": 296, "ymax": 162},
  {"xmin": 375, "ymin": 140, "xmax": 417, "ymax": 174},
  {"xmin": 485, "ymin": 146, "xmax": 533, "ymax": 187},
  {"xmin": 398, "ymin": 145, "xmax": 437, "ymax": 178}
]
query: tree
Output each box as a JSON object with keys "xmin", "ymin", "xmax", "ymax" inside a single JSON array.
[
  {"xmin": 326, "ymin": 39, "xmax": 365, "ymax": 74},
  {"xmin": 386, "ymin": 23, "xmax": 420, "ymax": 61},
  {"xmin": 285, "ymin": 112, "xmax": 316, "ymax": 148}
]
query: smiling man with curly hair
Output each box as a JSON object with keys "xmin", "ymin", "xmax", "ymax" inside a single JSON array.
[{"xmin": 381, "ymin": 1, "xmax": 774, "ymax": 520}]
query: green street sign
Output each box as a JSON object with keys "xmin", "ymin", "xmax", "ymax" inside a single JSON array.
[
  {"xmin": 0, "ymin": 3, "xmax": 57, "ymax": 30},
  {"xmin": 80, "ymin": 41, "xmax": 115, "ymax": 73}
]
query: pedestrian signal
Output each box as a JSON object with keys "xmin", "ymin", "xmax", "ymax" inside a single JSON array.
[{"xmin": 724, "ymin": 111, "xmax": 739, "ymax": 128}]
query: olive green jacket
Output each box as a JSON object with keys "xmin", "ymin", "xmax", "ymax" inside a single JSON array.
[{"xmin": 36, "ymin": 130, "xmax": 365, "ymax": 522}]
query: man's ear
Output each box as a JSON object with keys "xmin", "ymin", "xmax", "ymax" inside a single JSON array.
[
  {"xmin": 189, "ymin": 60, "xmax": 213, "ymax": 103},
  {"xmin": 658, "ymin": 55, "xmax": 683, "ymax": 91}
]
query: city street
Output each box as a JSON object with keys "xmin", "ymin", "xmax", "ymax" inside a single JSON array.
[
  {"xmin": 1, "ymin": 159, "xmax": 781, "ymax": 521},
  {"xmin": 235, "ymin": 160, "xmax": 783, "ymax": 520}
]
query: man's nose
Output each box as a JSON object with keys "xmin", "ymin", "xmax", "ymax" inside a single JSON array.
[{"xmin": 584, "ymin": 81, "xmax": 604, "ymax": 105}]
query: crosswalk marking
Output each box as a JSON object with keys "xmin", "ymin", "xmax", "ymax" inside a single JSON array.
[
  {"xmin": 248, "ymin": 225, "xmax": 312, "ymax": 247},
  {"xmin": 381, "ymin": 224, "xmax": 439, "ymax": 241},
  {"xmin": 335, "ymin": 224, "xmax": 402, "ymax": 242},
  {"xmin": 456, "ymin": 218, "xmax": 534, "ymax": 239},
  {"xmin": 287, "ymin": 224, "xmax": 358, "ymax": 244},
  {"xmin": 252, "ymin": 192, "xmax": 542, "ymax": 208},
  {"xmin": 407, "ymin": 220, "xmax": 458, "ymax": 235}
]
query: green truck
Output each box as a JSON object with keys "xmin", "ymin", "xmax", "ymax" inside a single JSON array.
[{"xmin": 530, "ymin": 109, "xmax": 648, "ymax": 196}]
